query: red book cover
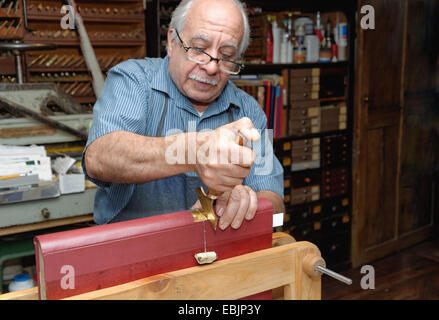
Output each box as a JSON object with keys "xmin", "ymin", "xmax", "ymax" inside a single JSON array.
[
  {"xmin": 264, "ymin": 81, "xmax": 271, "ymax": 128},
  {"xmin": 34, "ymin": 199, "xmax": 274, "ymax": 300}
]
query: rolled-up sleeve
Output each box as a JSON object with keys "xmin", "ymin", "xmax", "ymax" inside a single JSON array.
[{"xmin": 82, "ymin": 60, "xmax": 149, "ymax": 187}]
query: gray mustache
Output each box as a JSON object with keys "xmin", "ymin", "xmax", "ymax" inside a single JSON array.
[{"xmin": 189, "ymin": 73, "xmax": 219, "ymax": 86}]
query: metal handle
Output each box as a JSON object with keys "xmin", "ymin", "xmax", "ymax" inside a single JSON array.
[{"xmin": 316, "ymin": 265, "xmax": 352, "ymax": 285}]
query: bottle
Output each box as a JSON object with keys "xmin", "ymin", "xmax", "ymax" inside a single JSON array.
[
  {"xmin": 272, "ymin": 20, "xmax": 282, "ymax": 63},
  {"xmin": 8, "ymin": 273, "xmax": 35, "ymax": 292},
  {"xmin": 325, "ymin": 19, "xmax": 332, "ymax": 49},
  {"xmin": 314, "ymin": 11, "xmax": 323, "ymax": 43},
  {"xmin": 266, "ymin": 17, "xmax": 273, "ymax": 63}
]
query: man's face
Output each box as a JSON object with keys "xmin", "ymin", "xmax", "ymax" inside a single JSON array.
[{"xmin": 167, "ymin": 0, "xmax": 244, "ymax": 109}]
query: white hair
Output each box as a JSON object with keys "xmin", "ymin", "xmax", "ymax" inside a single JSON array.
[{"xmin": 169, "ymin": 0, "xmax": 251, "ymax": 57}]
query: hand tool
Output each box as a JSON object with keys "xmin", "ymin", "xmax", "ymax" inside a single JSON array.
[
  {"xmin": 191, "ymin": 134, "xmax": 246, "ymax": 231},
  {"xmin": 60, "ymin": 54, "xmax": 75, "ymax": 67},
  {"xmin": 28, "ymin": 54, "xmax": 43, "ymax": 66},
  {"xmin": 11, "ymin": 18, "xmax": 22, "ymax": 36},
  {"xmin": 37, "ymin": 54, "xmax": 50, "ymax": 66},
  {"xmin": 5, "ymin": 20, "xmax": 14, "ymax": 35},
  {"xmin": 0, "ymin": 20, "xmax": 8, "ymax": 32},
  {"xmin": 103, "ymin": 52, "xmax": 119, "ymax": 70},
  {"xmin": 70, "ymin": 82, "xmax": 83, "ymax": 95},
  {"xmin": 6, "ymin": 1, "xmax": 13, "ymax": 15},
  {"xmin": 45, "ymin": 55, "xmax": 58, "ymax": 67},
  {"xmin": 53, "ymin": 54, "xmax": 66, "ymax": 67},
  {"xmin": 14, "ymin": 0, "xmax": 19, "ymax": 14}
]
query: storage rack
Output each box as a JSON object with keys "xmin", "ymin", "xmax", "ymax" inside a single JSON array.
[{"xmin": 21, "ymin": 0, "xmax": 147, "ymax": 111}]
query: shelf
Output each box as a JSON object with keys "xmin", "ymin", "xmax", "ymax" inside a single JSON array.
[
  {"xmin": 24, "ymin": 39, "xmax": 145, "ymax": 47},
  {"xmin": 26, "ymin": 14, "xmax": 144, "ymax": 24},
  {"xmin": 274, "ymin": 129, "xmax": 349, "ymax": 142},
  {"xmin": 242, "ymin": 61, "xmax": 348, "ymax": 73}
]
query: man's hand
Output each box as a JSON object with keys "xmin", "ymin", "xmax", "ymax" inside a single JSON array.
[
  {"xmin": 214, "ymin": 185, "xmax": 258, "ymax": 230},
  {"xmin": 193, "ymin": 117, "xmax": 260, "ymax": 194}
]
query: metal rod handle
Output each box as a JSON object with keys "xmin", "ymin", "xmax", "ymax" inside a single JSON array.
[{"xmin": 316, "ymin": 265, "xmax": 352, "ymax": 285}]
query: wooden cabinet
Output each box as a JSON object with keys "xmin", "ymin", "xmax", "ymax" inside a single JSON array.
[{"xmin": 352, "ymin": 0, "xmax": 439, "ymax": 267}]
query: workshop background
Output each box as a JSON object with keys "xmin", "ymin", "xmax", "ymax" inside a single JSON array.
[{"xmin": 0, "ymin": 0, "xmax": 438, "ymax": 299}]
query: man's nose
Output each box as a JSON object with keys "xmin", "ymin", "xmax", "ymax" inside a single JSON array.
[{"xmin": 200, "ymin": 58, "xmax": 220, "ymax": 75}]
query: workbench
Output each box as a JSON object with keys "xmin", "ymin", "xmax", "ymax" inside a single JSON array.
[{"xmin": 0, "ymin": 233, "xmax": 324, "ymax": 300}]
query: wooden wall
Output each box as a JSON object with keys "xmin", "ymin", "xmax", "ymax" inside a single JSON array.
[{"xmin": 352, "ymin": 0, "xmax": 439, "ymax": 267}]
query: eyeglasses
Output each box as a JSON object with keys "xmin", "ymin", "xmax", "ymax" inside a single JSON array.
[{"xmin": 174, "ymin": 29, "xmax": 244, "ymax": 75}]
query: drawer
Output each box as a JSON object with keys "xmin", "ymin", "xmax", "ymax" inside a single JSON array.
[
  {"xmin": 323, "ymin": 197, "xmax": 350, "ymax": 217},
  {"xmin": 322, "ymin": 182, "xmax": 348, "ymax": 192},
  {"xmin": 290, "ymin": 68, "xmax": 320, "ymax": 78},
  {"xmin": 290, "ymin": 106, "xmax": 321, "ymax": 119},
  {"xmin": 321, "ymin": 143, "xmax": 350, "ymax": 153},
  {"xmin": 289, "ymin": 203, "xmax": 323, "ymax": 225},
  {"xmin": 279, "ymin": 155, "xmax": 292, "ymax": 169},
  {"xmin": 291, "ymin": 193, "xmax": 320, "ymax": 205},
  {"xmin": 289, "ymin": 118, "xmax": 320, "ymax": 129},
  {"xmin": 274, "ymin": 140, "xmax": 292, "ymax": 154},
  {"xmin": 293, "ymin": 145, "xmax": 320, "ymax": 155},
  {"xmin": 291, "ymin": 185, "xmax": 320, "ymax": 197},
  {"xmin": 323, "ymin": 168, "xmax": 349, "ymax": 178},
  {"xmin": 287, "ymin": 222, "xmax": 322, "ymax": 242},
  {"xmin": 321, "ymin": 215, "xmax": 351, "ymax": 234},
  {"xmin": 290, "ymin": 99, "xmax": 320, "ymax": 109},
  {"xmin": 289, "ymin": 83, "xmax": 320, "ymax": 94},
  {"xmin": 322, "ymin": 175, "xmax": 347, "ymax": 184},
  {"xmin": 322, "ymin": 150, "xmax": 349, "ymax": 161},
  {"xmin": 292, "ymin": 138, "xmax": 320, "ymax": 148},
  {"xmin": 293, "ymin": 153, "xmax": 320, "ymax": 163},
  {"xmin": 322, "ymin": 156, "xmax": 349, "ymax": 167},
  {"xmin": 289, "ymin": 125, "xmax": 320, "ymax": 137},
  {"xmin": 291, "ymin": 170, "xmax": 321, "ymax": 188},
  {"xmin": 290, "ymin": 91, "xmax": 319, "ymax": 101},
  {"xmin": 320, "ymin": 121, "xmax": 347, "ymax": 132},
  {"xmin": 290, "ymin": 76, "xmax": 320, "ymax": 86},
  {"xmin": 291, "ymin": 160, "xmax": 320, "ymax": 172},
  {"xmin": 322, "ymin": 187, "xmax": 348, "ymax": 199},
  {"xmin": 316, "ymin": 233, "xmax": 351, "ymax": 265},
  {"xmin": 322, "ymin": 134, "xmax": 349, "ymax": 145}
]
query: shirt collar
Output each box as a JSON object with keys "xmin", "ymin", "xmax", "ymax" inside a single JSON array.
[{"xmin": 151, "ymin": 56, "xmax": 242, "ymax": 118}]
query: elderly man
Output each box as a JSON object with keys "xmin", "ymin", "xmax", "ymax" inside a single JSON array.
[{"xmin": 82, "ymin": 0, "xmax": 284, "ymax": 229}]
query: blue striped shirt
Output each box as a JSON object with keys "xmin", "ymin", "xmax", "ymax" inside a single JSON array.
[{"xmin": 82, "ymin": 56, "xmax": 284, "ymax": 224}]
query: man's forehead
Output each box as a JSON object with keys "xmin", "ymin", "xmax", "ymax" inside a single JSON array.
[{"xmin": 189, "ymin": 33, "xmax": 238, "ymax": 49}]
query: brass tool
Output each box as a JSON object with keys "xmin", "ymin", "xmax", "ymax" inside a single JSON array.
[
  {"xmin": 37, "ymin": 54, "xmax": 50, "ymax": 66},
  {"xmin": 103, "ymin": 52, "xmax": 119, "ymax": 70},
  {"xmin": 5, "ymin": 20, "xmax": 14, "ymax": 35},
  {"xmin": 6, "ymin": 1, "xmax": 13, "ymax": 15},
  {"xmin": 45, "ymin": 54, "xmax": 58, "ymax": 67},
  {"xmin": 28, "ymin": 54, "xmax": 43, "ymax": 66},
  {"xmin": 61, "ymin": 55, "xmax": 75, "ymax": 67},
  {"xmin": 77, "ymin": 82, "xmax": 90, "ymax": 95},
  {"xmin": 53, "ymin": 54, "xmax": 67, "ymax": 67},
  {"xmin": 190, "ymin": 134, "xmax": 246, "ymax": 232},
  {"xmin": 14, "ymin": 0, "xmax": 19, "ymax": 14},
  {"xmin": 11, "ymin": 19, "xmax": 22, "ymax": 36},
  {"xmin": 0, "ymin": 20, "xmax": 8, "ymax": 32},
  {"xmin": 70, "ymin": 82, "xmax": 83, "ymax": 95},
  {"xmin": 53, "ymin": 30, "xmax": 61, "ymax": 38}
]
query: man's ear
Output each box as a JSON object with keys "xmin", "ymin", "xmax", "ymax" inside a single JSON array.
[{"xmin": 167, "ymin": 29, "xmax": 175, "ymax": 57}]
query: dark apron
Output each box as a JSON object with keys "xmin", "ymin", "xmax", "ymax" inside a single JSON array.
[{"xmin": 110, "ymin": 96, "xmax": 234, "ymax": 222}]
